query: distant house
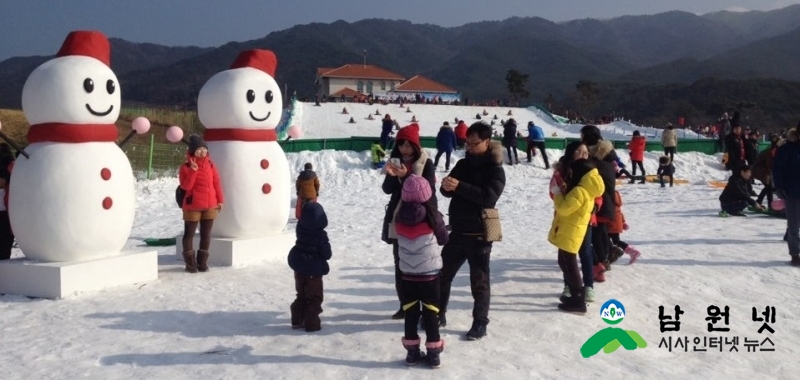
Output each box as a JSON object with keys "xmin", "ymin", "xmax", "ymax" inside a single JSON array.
[{"xmin": 315, "ymin": 64, "xmax": 460, "ymax": 102}]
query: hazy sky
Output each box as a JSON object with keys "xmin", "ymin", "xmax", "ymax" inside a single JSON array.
[{"xmin": 1, "ymin": 0, "xmax": 799, "ymax": 61}]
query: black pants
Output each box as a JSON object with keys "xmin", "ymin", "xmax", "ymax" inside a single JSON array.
[
  {"xmin": 526, "ymin": 141, "xmax": 549, "ymax": 168},
  {"xmin": 456, "ymin": 138, "xmax": 466, "ymax": 149},
  {"xmin": 558, "ymin": 250, "xmax": 582, "ymax": 291},
  {"xmin": 440, "ymin": 235, "xmax": 492, "ymax": 324},
  {"xmin": 393, "ymin": 243, "xmax": 403, "ymax": 307},
  {"xmin": 506, "ymin": 145, "xmax": 519, "ymax": 164},
  {"xmin": 631, "ymin": 161, "xmax": 645, "ymax": 177},
  {"xmin": 617, "ymin": 168, "xmax": 633, "ymax": 179},
  {"xmin": 609, "ymin": 233, "xmax": 629, "ymax": 250},
  {"xmin": 721, "ymin": 200, "xmax": 748, "ymax": 215},
  {"xmin": 290, "ymin": 272, "xmax": 324, "ymax": 330},
  {"xmin": 757, "ymin": 184, "xmax": 774, "ymax": 206},
  {"xmin": 591, "ymin": 223, "xmax": 610, "ymax": 264},
  {"xmin": 664, "ymin": 147, "xmax": 676, "ymax": 163},
  {"xmin": 0, "ymin": 211, "xmax": 13, "ymax": 260},
  {"xmin": 659, "ymin": 174, "xmax": 673, "ymax": 187},
  {"xmin": 401, "ymin": 276, "xmax": 441, "ymax": 342},
  {"xmin": 434, "ymin": 150, "xmax": 452, "ymax": 170}
]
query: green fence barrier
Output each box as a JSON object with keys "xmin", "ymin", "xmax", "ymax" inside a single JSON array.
[{"xmin": 279, "ymin": 136, "xmax": 772, "ymax": 155}]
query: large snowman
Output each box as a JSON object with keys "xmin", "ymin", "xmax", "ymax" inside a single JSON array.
[
  {"xmin": 10, "ymin": 30, "xmax": 135, "ymax": 262},
  {"xmin": 197, "ymin": 50, "xmax": 289, "ymax": 238}
]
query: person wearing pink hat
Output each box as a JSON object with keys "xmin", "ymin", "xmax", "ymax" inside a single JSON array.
[
  {"xmin": 395, "ymin": 175, "xmax": 448, "ymax": 368},
  {"xmin": 381, "ymin": 123, "xmax": 437, "ymax": 320}
]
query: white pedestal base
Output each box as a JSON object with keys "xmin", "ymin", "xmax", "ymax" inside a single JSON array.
[
  {"xmin": 0, "ymin": 250, "xmax": 158, "ymax": 299},
  {"xmin": 175, "ymin": 232, "xmax": 295, "ymax": 267}
]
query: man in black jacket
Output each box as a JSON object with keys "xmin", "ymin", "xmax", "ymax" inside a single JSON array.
[
  {"xmin": 720, "ymin": 164, "xmax": 764, "ymax": 216},
  {"xmin": 439, "ymin": 122, "xmax": 506, "ymax": 340}
]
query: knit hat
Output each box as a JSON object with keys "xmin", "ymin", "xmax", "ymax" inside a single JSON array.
[
  {"xmin": 396, "ymin": 123, "xmax": 421, "ymax": 150},
  {"xmin": 304, "ymin": 162, "xmax": 313, "ymax": 170},
  {"xmin": 230, "ymin": 49, "xmax": 277, "ymax": 77},
  {"xmin": 56, "ymin": 30, "xmax": 111, "ymax": 67},
  {"xmin": 188, "ymin": 134, "xmax": 208, "ymax": 155},
  {"xmin": 402, "ymin": 175, "xmax": 432, "ymax": 203}
]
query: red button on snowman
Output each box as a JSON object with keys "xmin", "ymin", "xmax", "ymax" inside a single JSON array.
[
  {"xmin": 195, "ymin": 50, "xmax": 292, "ymax": 238},
  {"xmin": 9, "ymin": 31, "xmax": 148, "ymax": 262}
]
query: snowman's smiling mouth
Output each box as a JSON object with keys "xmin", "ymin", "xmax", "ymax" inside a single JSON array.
[
  {"xmin": 86, "ymin": 104, "xmax": 114, "ymax": 117},
  {"xmin": 249, "ymin": 111, "xmax": 270, "ymax": 122}
]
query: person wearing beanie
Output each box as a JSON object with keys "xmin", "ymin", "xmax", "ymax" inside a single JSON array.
[
  {"xmin": 380, "ymin": 114, "xmax": 394, "ymax": 149},
  {"xmin": 661, "ymin": 123, "xmax": 678, "ymax": 163},
  {"xmin": 288, "ymin": 201, "xmax": 332, "ymax": 332},
  {"xmin": 454, "ymin": 120, "xmax": 468, "ymax": 149},
  {"xmin": 773, "ymin": 128, "xmax": 800, "ymax": 266},
  {"xmin": 580, "ymin": 125, "xmax": 617, "ymax": 276},
  {"xmin": 526, "ymin": 121, "xmax": 548, "ymax": 168},
  {"xmin": 502, "ymin": 119, "xmax": 520, "ymax": 165},
  {"xmin": 435, "ymin": 121, "xmax": 457, "ymax": 171},
  {"xmin": 295, "ymin": 162, "xmax": 320, "ymax": 220},
  {"xmin": 628, "ymin": 130, "xmax": 646, "ymax": 184},
  {"xmin": 719, "ymin": 164, "xmax": 762, "ymax": 216},
  {"xmin": 439, "ymin": 122, "xmax": 506, "ymax": 340},
  {"xmin": 382, "ymin": 122, "xmax": 437, "ymax": 320},
  {"xmin": 656, "ymin": 156, "xmax": 675, "ymax": 188},
  {"xmin": 178, "ymin": 134, "xmax": 224, "ymax": 273},
  {"xmin": 395, "ymin": 175, "xmax": 448, "ymax": 368}
]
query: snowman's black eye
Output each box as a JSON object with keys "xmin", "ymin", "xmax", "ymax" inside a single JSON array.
[
  {"xmin": 83, "ymin": 78, "xmax": 94, "ymax": 93},
  {"xmin": 106, "ymin": 80, "xmax": 115, "ymax": 94},
  {"xmin": 265, "ymin": 90, "xmax": 274, "ymax": 103},
  {"xmin": 246, "ymin": 89, "xmax": 255, "ymax": 103}
]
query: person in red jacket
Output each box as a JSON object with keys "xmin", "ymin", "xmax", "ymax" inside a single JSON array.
[
  {"xmin": 454, "ymin": 120, "xmax": 468, "ymax": 149},
  {"xmin": 607, "ymin": 191, "xmax": 641, "ymax": 265},
  {"xmin": 179, "ymin": 135, "xmax": 224, "ymax": 273},
  {"xmin": 627, "ymin": 131, "xmax": 646, "ymax": 184}
]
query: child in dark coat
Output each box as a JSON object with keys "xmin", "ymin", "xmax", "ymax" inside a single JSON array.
[
  {"xmin": 396, "ymin": 175, "xmax": 448, "ymax": 368},
  {"xmin": 657, "ymin": 156, "xmax": 675, "ymax": 188},
  {"xmin": 719, "ymin": 165, "xmax": 763, "ymax": 217},
  {"xmin": 288, "ymin": 202, "xmax": 332, "ymax": 332}
]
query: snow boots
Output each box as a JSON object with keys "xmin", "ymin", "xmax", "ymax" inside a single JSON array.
[
  {"xmin": 791, "ymin": 255, "xmax": 800, "ymax": 267},
  {"xmin": 593, "ymin": 263, "xmax": 606, "ymax": 282},
  {"xmin": 197, "ymin": 249, "xmax": 210, "ymax": 272},
  {"xmin": 608, "ymin": 245, "xmax": 625, "ymax": 264},
  {"xmin": 402, "ymin": 338, "xmax": 424, "ymax": 366},
  {"xmin": 558, "ymin": 286, "xmax": 587, "ymax": 314},
  {"xmin": 466, "ymin": 320, "xmax": 487, "ymax": 341},
  {"xmin": 625, "ymin": 246, "xmax": 641, "ymax": 264},
  {"xmin": 425, "ymin": 340, "xmax": 445, "ymax": 368},
  {"xmin": 182, "ymin": 250, "xmax": 198, "ymax": 273}
]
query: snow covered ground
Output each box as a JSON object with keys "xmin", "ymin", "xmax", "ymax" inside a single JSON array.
[
  {"xmin": 1, "ymin": 146, "xmax": 794, "ymax": 379},
  {"xmin": 292, "ymin": 101, "xmax": 708, "ymax": 141}
]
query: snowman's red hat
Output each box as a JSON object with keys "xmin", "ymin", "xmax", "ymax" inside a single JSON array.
[
  {"xmin": 56, "ymin": 30, "xmax": 111, "ymax": 67},
  {"xmin": 229, "ymin": 50, "xmax": 277, "ymax": 77}
]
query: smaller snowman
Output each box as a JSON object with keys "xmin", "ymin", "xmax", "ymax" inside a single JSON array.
[{"xmin": 196, "ymin": 50, "xmax": 295, "ymax": 238}]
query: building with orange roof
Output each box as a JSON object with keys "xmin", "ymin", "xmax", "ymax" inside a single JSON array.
[{"xmin": 315, "ymin": 64, "xmax": 460, "ymax": 102}]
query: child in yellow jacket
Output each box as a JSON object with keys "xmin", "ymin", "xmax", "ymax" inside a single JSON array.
[{"xmin": 548, "ymin": 159, "xmax": 605, "ymax": 314}]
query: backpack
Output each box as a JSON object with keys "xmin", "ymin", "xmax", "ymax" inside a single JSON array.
[{"xmin": 175, "ymin": 186, "xmax": 186, "ymax": 208}]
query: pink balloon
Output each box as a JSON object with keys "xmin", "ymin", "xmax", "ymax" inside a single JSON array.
[
  {"xmin": 288, "ymin": 125, "xmax": 302, "ymax": 139},
  {"xmin": 771, "ymin": 199, "xmax": 785, "ymax": 211},
  {"xmin": 131, "ymin": 117, "xmax": 151, "ymax": 134},
  {"xmin": 166, "ymin": 126, "xmax": 184, "ymax": 143}
]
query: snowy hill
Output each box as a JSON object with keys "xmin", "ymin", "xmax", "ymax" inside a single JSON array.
[
  {"xmin": 292, "ymin": 102, "xmax": 708, "ymax": 141},
  {"xmin": 1, "ymin": 146, "xmax": 794, "ymax": 379}
]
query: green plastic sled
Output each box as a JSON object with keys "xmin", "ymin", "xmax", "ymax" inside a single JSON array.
[{"xmin": 143, "ymin": 238, "xmax": 177, "ymax": 246}]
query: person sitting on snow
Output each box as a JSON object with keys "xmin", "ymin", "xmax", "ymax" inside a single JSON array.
[
  {"xmin": 371, "ymin": 140, "xmax": 387, "ymax": 169},
  {"xmin": 719, "ymin": 164, "xmax": 763, "ymax": 217}
]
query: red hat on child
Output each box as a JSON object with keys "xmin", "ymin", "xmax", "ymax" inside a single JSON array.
[{"xmin": 396, "ymin": 123, "xmax": 421, "ymax": 151}]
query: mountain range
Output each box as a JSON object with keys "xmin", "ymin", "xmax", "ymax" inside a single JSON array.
[{"xmin": 2, "ymin": 5, "xmax": 800, "ymax": 127}]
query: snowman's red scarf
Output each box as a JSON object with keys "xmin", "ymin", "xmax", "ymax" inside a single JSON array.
[
  {"xmin": 203, "ymin": 129, "xmax": 277, "ymax": 142},
  {"xmin": 27, "ymin": 123, "xmax": 118, "ymax": 143}
]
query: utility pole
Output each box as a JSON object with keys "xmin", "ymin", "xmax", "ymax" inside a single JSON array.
[{"xmin": 363, "ymin": 49, "xmax": 367, "ymax": 67}]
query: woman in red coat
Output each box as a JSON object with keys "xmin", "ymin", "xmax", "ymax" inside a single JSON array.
[
  {"xmin": 179, "ymin": 135, "xmax": 224, "ymax": 273},
  {"xmin": 627, "ymin": 131, "xmax": 646, "ymax": 183}
]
